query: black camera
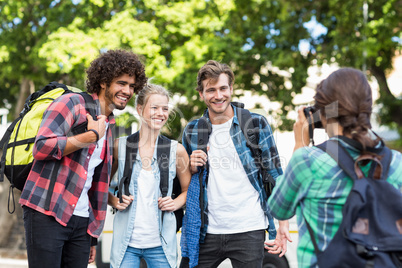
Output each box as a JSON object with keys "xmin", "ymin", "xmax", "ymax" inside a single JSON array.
[{"xmin": 303, "ymin": 106, "xmax": 323, "ymax": 129}]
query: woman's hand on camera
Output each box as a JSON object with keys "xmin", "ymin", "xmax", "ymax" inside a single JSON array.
[{"xmin": 294, "ymin": 107, "xmax": 310, "ymax": 151}]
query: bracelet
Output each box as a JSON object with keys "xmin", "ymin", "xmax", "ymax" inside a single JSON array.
[{"xmin": 88, "ymin": 129, "xmax": 100, "ymax": 143}]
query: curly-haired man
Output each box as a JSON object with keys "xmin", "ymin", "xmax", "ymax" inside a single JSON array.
[{"xmin": 20, "ymin": 49, "xmax": 147, "ymax": 268}]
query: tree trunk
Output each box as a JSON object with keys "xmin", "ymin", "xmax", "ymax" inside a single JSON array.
[
  {"xmin": 370, "ymin": 66, "xmax": 402, "ymax": 126},
  {"xmin": 14, "ymin": 78, "xmax": 35, "ymax": 119}
]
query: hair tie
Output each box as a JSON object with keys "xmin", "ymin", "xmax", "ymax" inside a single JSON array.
[{"xmin": 351, "ymin": 130, "xmax": 358, "ymax": 135}]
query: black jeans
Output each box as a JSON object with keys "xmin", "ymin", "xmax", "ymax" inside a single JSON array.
[
  {"xmin": 196, "ymin": 229, "xmax": 265, "ymax": 268},
  {"xmin": 23, "ymin": 206, "xmax": 91, "ymax": 268}
]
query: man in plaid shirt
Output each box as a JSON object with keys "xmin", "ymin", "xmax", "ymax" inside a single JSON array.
[{"xmin": 19, "ymin": 49, "xmax": 147, "ymax": 268}]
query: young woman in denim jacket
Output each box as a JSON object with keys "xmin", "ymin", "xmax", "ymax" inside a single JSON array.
[{"xmin": 108, "ymin": 84, "xmax": 191, "ymax": 268}]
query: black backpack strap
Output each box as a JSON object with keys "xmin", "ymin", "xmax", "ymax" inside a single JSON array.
[
  {"xmin": 70, "ymin": 92, "xmax": 97, "ymax": 136},
  {"xmin": 376, "ymin": 146, "xmax": 393, "ymax": 179},
  {"xmin": 157, "ymin": 135, "xmax": 171, "ymax": 198},
  {"xmin": 0, "ymin": 117, "xmax": 23, "ymax": 183},
  {"xmin": 236, "ymin": 106, "xmax": 276, "ymax": 199},
  {"xmin": 157, "ymin": 135, "xmax": 173, "ymax": 230},
  {"xmin": 304, "ymin": 140, "xmax": 356, "ymax": 254},
  {"xmin": 197, "ymin": 116, "xmax": 210, "ymax": 155},
  {"xmin": 117, "ymin": 132, "xmax": 140, "ymax": 203},
  {"xmin": 197, "ymin": 115, "xmax": 211, "ymax": 228},
  {"xmin": 316, "ymin": 140, "xmax": 359, "ymax": 181}
]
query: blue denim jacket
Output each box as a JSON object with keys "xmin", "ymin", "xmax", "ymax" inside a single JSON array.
[{"xmin": 110, "ymin": 136, "xmax": 178, "ymax": 268}]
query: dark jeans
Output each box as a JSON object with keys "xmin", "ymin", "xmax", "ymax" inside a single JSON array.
[
  {"xmin": 196, "ymin": 229, "xmax": 265, "ymax": 268},
  {"xmin": 23, "ymin": 206, "xmax": 91, "ymax": 268}
]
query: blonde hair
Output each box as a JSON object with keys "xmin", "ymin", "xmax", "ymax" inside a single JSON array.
[{"xmin": 135, "ymin": 83, "xmax": 170, "ymax": 108}]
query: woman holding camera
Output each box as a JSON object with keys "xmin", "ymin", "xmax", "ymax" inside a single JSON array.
[{"xmin": 265, "ymin": 68, "xmax": 402, "ymax": 267}]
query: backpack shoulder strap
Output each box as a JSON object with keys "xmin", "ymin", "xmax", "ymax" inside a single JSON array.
[
  {"xmin": 236, "ymin": 106, "xmax": 259, "ymax": 150},
  {"xmin": 197, "ymin": 116, "xmax": 210, "ymax": 154},
  {"xmin": 306, "ymin": 140, "xmax": 358, "ymax": 255},
  {"xmin": 70, "ymin": 92, "xmax": 97, "ymax": 136},
  {"xmin": 157, "ymin": 135, "xmax": 171, "ymax": 198},
  {"xmin": 236, "ymin": 106, "xmax": 276, "ymax": 198},
  {"xmin": 0, "ymin": 116, "xmax": 24, "ymax": 183},
  {"xmin": 117, "ymin": 132, "xmax": 140, "ymax": 203},
  {"xmin": 377, "ymin": 146, "xmax": 393, "ymax": 179},
  {"xmin": 78, "ymin": 92, "xmax": 97, "ymax": 120},
  {"xmin": 316, "ymin": 140, "xmax": 359, "ymax": 180},
  {"xmin": 316, "ymin": 140, "xmax": 393, "ymax": 181}
]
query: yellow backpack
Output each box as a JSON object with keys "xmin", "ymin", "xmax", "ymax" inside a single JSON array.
[{"xmin": 0, "ymin": 82, "xmax": 96, "ymax": 213}]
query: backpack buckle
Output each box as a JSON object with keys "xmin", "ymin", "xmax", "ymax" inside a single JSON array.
[{"xmin": 356, "ymin": 244, "xmax": 374, "ymax": 259}]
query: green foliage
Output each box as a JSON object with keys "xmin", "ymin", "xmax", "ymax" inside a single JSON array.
[
  {"xmin": 1, "ymin": 0, "xmax": 400, "ymax": 139},
  {"xmin": 114, "ymin": 112, "xmax": 138, "ymax": 128},
  {"xmin": 284, "ymin": 0, "xmax": 401, "ymax": 136}
]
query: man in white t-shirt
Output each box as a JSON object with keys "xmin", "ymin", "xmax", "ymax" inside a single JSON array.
[{"xmin": 180, "ymin": 60, "xmax": 291, "ymax": 268}]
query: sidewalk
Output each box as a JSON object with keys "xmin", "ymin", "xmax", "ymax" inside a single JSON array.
[
  {"xmin": 0, "ymin": 258, "xmax": 97, "ymax": 268},
  {"xmin": 0, "ymin": 258, "xmax": 28, "ymax": 268},
  {"xmin": 0, "ymin": 249, "xmax": 97, "ymax": 268}
]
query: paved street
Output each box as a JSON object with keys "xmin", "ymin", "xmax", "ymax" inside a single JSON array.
[
  {"xmin": 0, "ymin": 258, "xmax": 27, "ymax": 268},
  {"xmin": 0, "ymin": 258, "xmax": 97, "ymax": 268}
]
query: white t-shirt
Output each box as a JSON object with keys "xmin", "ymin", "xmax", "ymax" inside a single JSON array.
[
  {"xmin": 74, "ymin": 123, "xmax": 109, "ymax": 217},
  {"xmin": 129, "ymin": 168, "xmax": 162, "ymax": 248},
  {"xmin": 206, "ymin": 118, "xmax": 267, "ymax": 234}
]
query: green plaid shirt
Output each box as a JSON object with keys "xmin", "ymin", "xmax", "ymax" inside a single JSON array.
[{"xmin": 267, "ymin": 137, "xmax": 402, "ymax": 267}]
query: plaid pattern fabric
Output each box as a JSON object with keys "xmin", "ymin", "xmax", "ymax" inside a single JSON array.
[
  {"xmin": 181, "ymin": 104, "xmax": 283, "ymax": 267},
  {"xmin": 180, "ymin": 169, "xmax": 207, "ymax": 268},
  {"xmin": 19, "ymin": 93, "xmax": 115, "ymax": 238},
  {"xmin": 267, "ymin": 137, "xmax": 402, "ymax": 267}
]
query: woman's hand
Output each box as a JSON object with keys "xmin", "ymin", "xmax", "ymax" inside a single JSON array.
[
  {"xmin": 116, "ymin": 195, "xmax": 134, "ymax": 211},
  {"xmin": 108, "ymin": 192, "xmax": 134, "ymax": 211},
  {"xmin": 158, "ymin": 196, "xmax": 177, "ymax": 212}
]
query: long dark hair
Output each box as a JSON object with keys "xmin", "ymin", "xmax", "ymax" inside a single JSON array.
[{"xmin": 314, "ymin": 68, "xmax": 379, "ymax": 151}]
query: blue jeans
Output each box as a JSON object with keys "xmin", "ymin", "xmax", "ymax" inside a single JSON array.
[
  {"xmin": 196, "ymin": 229, "xmax": 265, "ymax": 268},
  {"xmin": 22, "ymin": 206, "xmax": 91, "ymax": 268},
  {"xmin": 120, "ymin": 246, "xmax": 170, "ymax": 268}
]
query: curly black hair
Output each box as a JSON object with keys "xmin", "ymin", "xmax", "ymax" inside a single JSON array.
[{"xmin": 86, "ymin": 49, "xmax": 147, "ymax": 94}]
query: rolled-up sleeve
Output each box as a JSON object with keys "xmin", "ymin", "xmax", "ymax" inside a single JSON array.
[{"xmin": 268, "ymin": 148, "xmax": 312, "ymax": 220}]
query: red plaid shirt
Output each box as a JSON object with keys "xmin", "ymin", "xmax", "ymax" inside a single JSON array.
[{"xmin": 19, "ymin": 92, "xmax": 115, "ymax": 238}]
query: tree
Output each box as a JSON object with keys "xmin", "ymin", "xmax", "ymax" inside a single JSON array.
[
  {"xmin": 285, "ymin": 0, "xmax": 402, "ymax": 138},
  {"xmin": 2, "ymin": 0, "xmax": 400, "ymax": 140},
  {"xmin": 0, "ymin": 0, "xmax": 137, "ymax": 117}
]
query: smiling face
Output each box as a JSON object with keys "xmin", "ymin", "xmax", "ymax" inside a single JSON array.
[
  {"xmin": 199, "ymin": 73, "xmax": 234, "ymax": 122},
  {"xmin": 100, "ymin": 73, "xmax": 136, "ymax": 114},
  {"xmin": 137, "ymin": 93, "xmax": 170, "ymax": 131}
]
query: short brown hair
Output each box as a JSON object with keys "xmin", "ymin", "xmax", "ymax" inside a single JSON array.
[
  {"xmin": 86, "ymin": 49, "xmax": 147, "ymax": 94},
  {"xmin": 196, "ymin": 60, "xmax": 234, "ymax": 92}
]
